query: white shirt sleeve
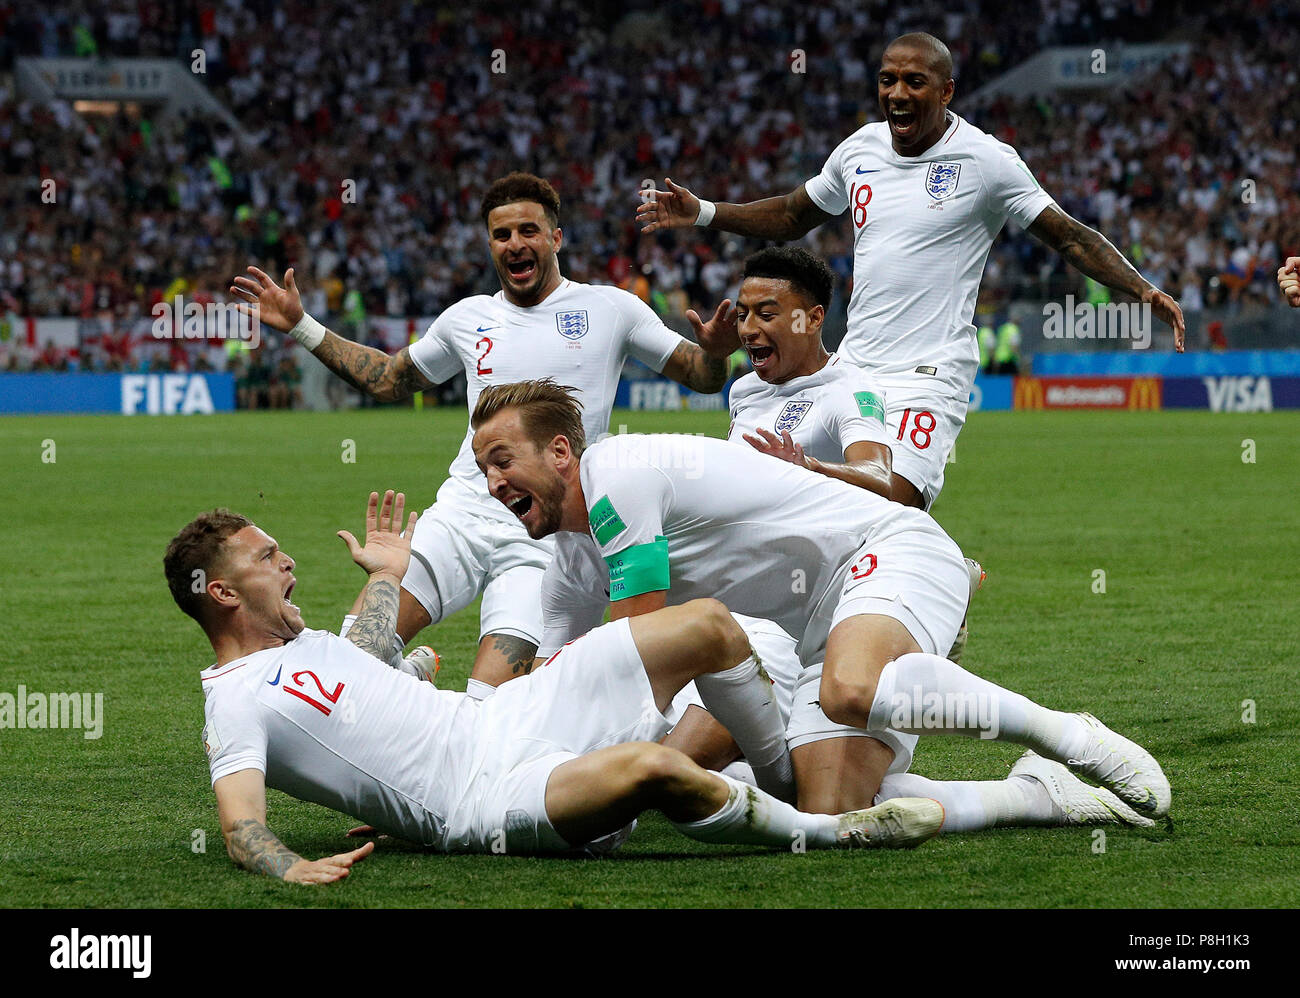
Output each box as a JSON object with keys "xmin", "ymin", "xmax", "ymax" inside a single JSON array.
[
  {"xmin": 582, "ymin": 442, "xmax": 673, "ymax": 600},
  {"xmin": 827, "ymin": 382, "xmax": 891, "ymax": 455},
  {"xmin": 407, "ymin": 309, "xmax": 464, "ymax": 384},
  {"xmin": 203, "ymin": 684, "xmax": 269, "ymax": 786},
  {"xmin": 537, "ymin": 561, "xmax": 607, "ymax": 659},
  {"xmin": 983, "ymin": 141, "xmax": 1057, "ymax": 229},
  {"xmin": 803, "ymin": 136, "xmax": 851, "ymax": 216},
  {"xmin": 608, "ymin": 288, "xmax": 684, "ymax": 374}
]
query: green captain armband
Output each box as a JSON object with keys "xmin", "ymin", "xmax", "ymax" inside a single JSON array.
[
  {"xmin": 605, "ymin": 537, "xmax": 670, "ymax": 601},
  {"xmin": 854, "ymin": 390, "xmax": 885, "ymax": 425}
]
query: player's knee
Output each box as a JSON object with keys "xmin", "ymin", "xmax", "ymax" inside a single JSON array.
[
  {"xmin": 625, "ymin": 743, "xmax": 699, "ymax": 799},
  {"xmin": 681, "ymin": 598, "xmax": 748, "ymax": 663},
  {"xmin": 819, "ymin": 674, "xmax": 877, "ymax": 729}
]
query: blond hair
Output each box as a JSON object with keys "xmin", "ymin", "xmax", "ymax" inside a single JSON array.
[{"xmin": 471, "ymin": 378, "xmax": 586, "ymax": 455}]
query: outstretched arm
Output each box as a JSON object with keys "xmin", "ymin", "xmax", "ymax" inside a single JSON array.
[
  {"xmin": 339, "ymin": 490, "xmax": 418, "ymax": 662},
  {"xmin": 1027, "ymin": 206, "xmax": 1186, "ymax": 351},
  {"xmin": 744, "ymin": 430, "xmax": 893, "ymax": 499},
  {"xmin": 230, "ymin": 267, "xmax": 434, "ymax": 401},
  {"xmin": 636, "ymin": 178, "xmax": 834, "ymax": 241},
  {"xmin": 215, "ymin": 768, "xmax": 373, "ymax": 883}
]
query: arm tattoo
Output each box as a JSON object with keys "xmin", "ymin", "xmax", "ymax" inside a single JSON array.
[
  {"xmin": 670, "ymin": 341, "xmax": 730, "ymax": 394},
  {"xmin": 227, "ymin": 818, "xmax": 302, "ymax": 879},
  {"xmin": 1029, "ymin": 207, "xmax": 1148, "ymax": 299},
  {"xmin": 492, "ymin": 633, "xmax": 540, "ymax": 676},
  {"xmin": 348, "ymin": 579, "xmax": 401, "ymax": 662},
  {"xmin": 312, "ymin": 335, "xmax": 427, "ymax": 402}
]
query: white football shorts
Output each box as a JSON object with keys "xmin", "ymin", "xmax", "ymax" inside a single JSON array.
[
  {"xmin": 402, "ymin": 478, "xmax": 553, "ymax": 644},
  {"xmin": 440, "ymin": 617, "xmax": 670, "ymax": 854}
]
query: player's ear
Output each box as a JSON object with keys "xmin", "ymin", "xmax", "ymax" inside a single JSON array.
[
  {"xmin": 549, "ymin": 433, "xmax": 571, "ymax": 466},
  {"xmin": 207, "ymin": 578, "xmax": 240, "ymax": 611},
  {"xmin": 551, "ymin": 226, "xmax": 563, "ymax": 253}
]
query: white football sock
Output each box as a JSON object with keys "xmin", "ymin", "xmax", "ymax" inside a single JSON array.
[
  {"xmin": 867, "ymin": 653, "xmax": 1091, "ymax": 761},
  {"xmin": 719, "ymin": 759, "xmax": 757, "ymax": 787},
  {"xmin": 878, "ymin": 772, "xmax": 1054, "ymax": 833},
  {"xmin": 672, "ymin": 773, "xmax": 838, "ymax": 848},
  {"xmin": 694, "ymin": 655, "xmax": 794, "ymax": 802},
  {"xmin": 465, "ymin": 678, "xmax": 497, "ymax": 701}
]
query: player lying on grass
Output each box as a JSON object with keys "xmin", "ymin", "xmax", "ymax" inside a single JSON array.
[
  {"xmin": 163, "ymin": 491, "xmax": 945, "ymax": 882},
  {"xmin": 231, "ymin": 172, "xmax": 739, "ymax": 697},
  {"xmin": 636, "ymin": 31, "xmax": 1185, "ymax": 513},
  {"xmin": 470, "ymin": 379, "xmax": 1173, "ymax": 827}
]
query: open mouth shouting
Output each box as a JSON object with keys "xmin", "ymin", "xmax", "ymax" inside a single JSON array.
[
  {"xmin": 505, "ymin": 255, "xmax": 537, "ymax": 283},
  {"xmin": 746, "ymin": 342, "xmax": 776, "ymax": 374},
  {"xmin": 505, "ymin": 491, "xmax": 534, "ymax": 523},
  {"xmin": 888, "ymin": 105, "xmax": 919, "ymax": 139},
  {"xmin": 283, "ymin": 578, "xmax": 299, "ymax": 613}
]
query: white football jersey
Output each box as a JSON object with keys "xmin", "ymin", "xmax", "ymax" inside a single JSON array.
[
  {"xmin": 408, "ymin": 279, "xmax": 684, "ymax": 517},
  {"xmin": 580, "ymin": 434, "xmax": 921, "ymax": 646},
  {"xmin": 726, "ymin": 355, "xmax": 891, "ymax": 465},
  {"xmin": 201, "ymin": 629, "xmax": 477, "ymax": 845},
  {"xmin": 537, "ymin": 531, "xmax": 610, "ymax": 659},
  {"xmin": 804, "ymin": 114, "xmax": 1055, "ymax": 394}
]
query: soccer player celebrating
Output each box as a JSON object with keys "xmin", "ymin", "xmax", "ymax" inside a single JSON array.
[
  {"xmin": 232, "ymin": 173, "xmax": 738, "ymax": 696},
  {"xmin": 164, "ymin": 490, "xmax": 942, "ymax": 879},
  {"xmin": 471, "ymin": 380, "xmax": 1172, "ymax": 826},
  {"xmin": 636, "ymin": 32, "xmax": 1186, "ymax": 511}
]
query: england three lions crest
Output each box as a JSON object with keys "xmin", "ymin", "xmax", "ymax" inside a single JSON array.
[
  {"xmin": 775, "ymin": 400, "xmax": 813, "ymax": 433},
  {"xmin": 925, "ymin": 162, "xmax": 961, "ymax": 201},
  {"xmin": 556, "ymin": 310, "xmax": 589, "ymax": 340}
]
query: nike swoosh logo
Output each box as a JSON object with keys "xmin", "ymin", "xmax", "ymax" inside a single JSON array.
[
  {"xmin": 855, "ymin": 167, "xmax": 880, "ymax": 174},
  {"xmin": 476, "ymin": 325, "xmax": 500, "ymax": 332},
  {"xmin": 267, "ymin": 665, "xmax": 282, "ymax": 686}
]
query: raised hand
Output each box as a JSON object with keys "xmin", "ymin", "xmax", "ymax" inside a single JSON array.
[
  {"xmin": 337, "ymin": 490, "xmax": 418, "ymax": 580},
  {"xmin": 636, "ymin": 177, "xmax": 703, "ymax": 233},
  {"xmin": 743, "ymin": 427, "xmax": 809, "ymax": 469},
  {"xmin": 283, "ymin": 841, "xmax": 374, "ymax": 884},
  {"xmin": 230, "ymin": 266, "xmax": 306, "ymax": 333},
  {"xmin": 686, "ymin": 298, "xmax": 739, "ymax": 358}
]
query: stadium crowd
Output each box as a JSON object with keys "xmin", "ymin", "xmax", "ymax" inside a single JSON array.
[{"xmin": 1, "ymin": 0, "xmax": 1296, "ymax": 395}]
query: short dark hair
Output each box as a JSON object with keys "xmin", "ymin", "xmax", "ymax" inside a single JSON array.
[
  {"xmin": 480, "ymin": 172, "xmax": 561, "ymax": 229},
  {"xmin": 884, "ymin": 32, "xmax": 954, "ymax": 81},
  {"xmin": 742, "ymin": 247, "xmax": 834, "ymax": 310},
  {"xmin": 471, "ymin": 378, "xmax": 586, "ymax": 456},
  {"xmin": 164, "ymin": 510, "xmax": 253, "ymax": 625}
]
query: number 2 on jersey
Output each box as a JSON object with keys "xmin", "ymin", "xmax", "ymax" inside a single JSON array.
[
  {"xmin": 896, "ymin": 408, "xmax": 936, "ymax": 450},
  {"xmin": 283, "ymin": 670, "xmax": 345, "ymax": 716},
  {"xmin": 475, "ymin": 336, "xmax": 494, "ymax": 376}
]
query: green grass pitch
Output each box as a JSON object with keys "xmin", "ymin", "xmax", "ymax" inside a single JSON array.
[{"xmin": 1, "ymin": 404, "xmax": 1297, "ymax": 908}]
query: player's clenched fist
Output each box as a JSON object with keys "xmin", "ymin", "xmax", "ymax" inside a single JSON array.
[{"xmin": 1278, "ymin": 257, "xmax": 1300, "ymax": 308}]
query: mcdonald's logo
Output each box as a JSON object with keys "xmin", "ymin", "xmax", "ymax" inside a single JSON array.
[
  {"xmin": 1127, "ymin": 377, "xmax": 1162, "ymax": 410},
  {"xmin": 1014, "ymin": 377, "xmax": 1045, "ymax": 410}
]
